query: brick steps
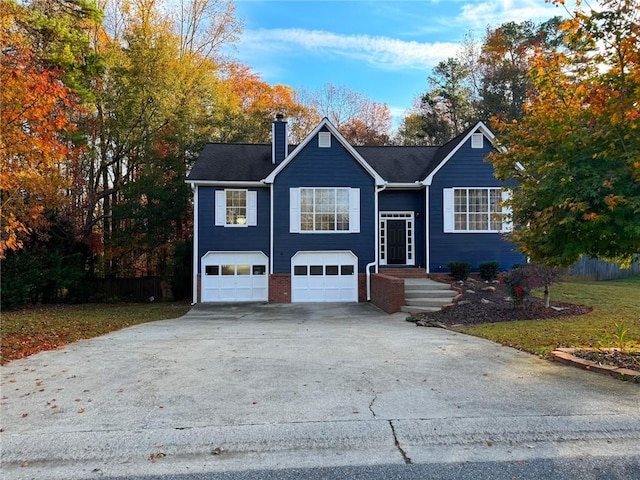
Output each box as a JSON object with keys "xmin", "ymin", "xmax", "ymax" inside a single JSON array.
[{"xmin": 378, "ymin": 268, "xmax": 429, "ymax": 278}]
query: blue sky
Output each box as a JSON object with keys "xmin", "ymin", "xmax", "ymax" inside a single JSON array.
[{"xmin": 228, "ymin": 0, "xmax": 570, "ymax": 126}]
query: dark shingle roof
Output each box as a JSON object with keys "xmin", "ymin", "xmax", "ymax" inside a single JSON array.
[
  {"xmin": 187, "ymin": 125, "xmax": 481, "ymax": 184},
  {"xmin": 354, "ymin": 146, "xmax": 439, "ymax": 183},
  {"xmin": 187, "ymin": 144, "xmax": 276, "ymax": 182}
]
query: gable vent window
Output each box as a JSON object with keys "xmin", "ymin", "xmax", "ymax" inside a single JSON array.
[
  {"xmin": 318, "ymin": 132, "xmax": 331, "ymax": 148},
  {"xmin": 471, "ymin": 133, "xmax": 484, "ymax": 149}
]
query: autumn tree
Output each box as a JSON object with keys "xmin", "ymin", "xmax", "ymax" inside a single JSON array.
[
  {"xmin": 0, "ymin": 0, "xmax": 87, "ymax": 255},
  {"xmin": 302, "ymin": 83, "xmax": 392, "ymax": 145},
  {"xmin": 490, "ymin": 0, "xmax": 640, "ymax": 267},
  {"xmin": 478, "ymin": 17, "xmax": 563, "ymax": 121}
]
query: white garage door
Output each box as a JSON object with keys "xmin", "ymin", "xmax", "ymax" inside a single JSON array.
[
  {"xmin": 201, "ymin": 251, "xmax": 268, "ymax": 302},
  {"xmin": 291, "ymin": 251, "xmax": 358, "ymax": 303}
]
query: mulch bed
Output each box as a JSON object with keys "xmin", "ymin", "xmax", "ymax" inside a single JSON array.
[
  {"xmin": 407, "ymin": 277, "xmax": 592, "ymax": 326},
  {"xmin": 571, "ymin": 350, "xmax": 640, "ymax": 372}
]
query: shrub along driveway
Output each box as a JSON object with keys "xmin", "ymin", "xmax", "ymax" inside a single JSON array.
[{"xmin": 1, "ymin": 303, "xmax": 639, "ymax": 479}]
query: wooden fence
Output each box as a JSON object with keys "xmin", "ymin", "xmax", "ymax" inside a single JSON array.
[
  {"xmin": 87, "ymin": 277, "xmax": 164, "ymax": 302},
  {"xmin": 566, "ymin": 256, "xmax": 640, "ymax": 280}
]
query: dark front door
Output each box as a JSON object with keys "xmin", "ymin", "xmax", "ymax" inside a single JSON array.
[{"xmin": 387, "ymin": 220, "xmax": 406, "ymax": 264}]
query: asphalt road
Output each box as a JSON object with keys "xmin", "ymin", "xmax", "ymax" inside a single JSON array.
[{"xmin": 1, "ymin": 303, "xmax": 639, "ymax": 479}]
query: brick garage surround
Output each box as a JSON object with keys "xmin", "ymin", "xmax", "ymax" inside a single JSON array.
[
  {"xmin": 370, "ymin": 274, "xmax": 405, "ymax": 313},
  {"xmin": 268, "ymin": 274, "xmax": 366, "ymax": 303},
  {"xmin": 269, "ymin": 274, "xmax": 292, "ymax": 303}
]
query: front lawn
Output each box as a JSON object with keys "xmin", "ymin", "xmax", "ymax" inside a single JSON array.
[
  {"xmin": 455, "ymin": 276, "xmax": 640, "ymax": 357},
  {"xmin": 1, "ymin": 302, "xmax": 192, "ymax": 364}
]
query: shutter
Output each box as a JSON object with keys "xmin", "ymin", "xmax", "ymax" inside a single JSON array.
[
  {"xmin": 443, "ymin": 188, "xmax": 454, "ymax": 233},
  {"xmin": 349, "ymin": 188, "xmax": 360, "ymax": 233},
  {"xmin": 290, "ymin": 188, "xmax": 300, "ymax": 233},
  {"xmin": 501, "ymin": 190, "xmax": 513, "ymax": 233},
  {"xmin": 247, "ymin": 191, "xmax": 258, "ymax": 226},
  {"xmin": 215, "ymin": 190, "xmax": 226, "ymax": 226}
]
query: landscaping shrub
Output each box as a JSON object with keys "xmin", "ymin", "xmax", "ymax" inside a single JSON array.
[
  {"xmin": 500, "ymin": 264, "xmax": 564, "ymax": 308},
  {"xmin": 479, "ymin": 261, "xmax": 500, "ymax": 281},
  {"xmin": 448, "ymin": 261, "xmax": 471, "ymax": 281}
]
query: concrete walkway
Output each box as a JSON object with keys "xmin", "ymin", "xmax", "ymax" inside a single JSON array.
[{"xmin": 1, "ymin": 303, "xmax": 639, "ymax": 479}]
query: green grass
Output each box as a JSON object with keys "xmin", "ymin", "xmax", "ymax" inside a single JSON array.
[
  {"xmin": 1, "ymin": 302, "xmax": 192, "ymax": 364},
  {"xmin": 456, "ymin": 276, "xmax": 640, "ymax": 357}
]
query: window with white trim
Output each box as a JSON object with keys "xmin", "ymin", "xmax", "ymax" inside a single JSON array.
[
  {"xmin": 290, "ymin": 187, "xmax": 360, "ymax": 233},
  {"xmin": 215, "ymin": 189, "xmax": 257, "ymax": 227},
  {"xmin": 443, "ymin": 187, "xmax": 511, "ymax": 233}
]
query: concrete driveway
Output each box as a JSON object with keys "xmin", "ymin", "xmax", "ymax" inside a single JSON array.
[{"xmin": 1, "ymin": 303, "xmax": 639, "ymax": 479}]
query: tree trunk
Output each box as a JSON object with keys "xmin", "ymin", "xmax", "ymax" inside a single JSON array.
[{"xmin": 544, "ymin": 284, "xmax": 550, "ymax": 308}]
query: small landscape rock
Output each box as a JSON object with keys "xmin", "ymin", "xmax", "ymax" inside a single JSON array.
[
  {"xmin": 466, "ymin": 290, "xmax": 476, "ymax": 294},
  {"xmin": 457, "ymin": 300, "xmax": 471, "ymax": 306},
  {"xmin": 481, "ymin": 286, "xmax": 496, "ymax": 292},
  {"xmin": 406, "ymin": 316, "xmax": 418, "ymax": 323},
  {"xmin": 416, "ymin": 319, "xmax": 447, "ymax": 328},
  {"xmin": 481, "ymin": 298, "xmax": 493, "ymax": 304}
]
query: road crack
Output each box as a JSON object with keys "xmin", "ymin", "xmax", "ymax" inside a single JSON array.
[{"xmin": 389, "ymin": 420, "xmax": 412, "ymax": 464}]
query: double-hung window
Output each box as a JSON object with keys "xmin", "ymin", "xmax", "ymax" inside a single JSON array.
[
  {"xmin": 290, "ymin": 187, "xmax": 360, "ymax": 233},
  {"xmin": 443, "ymin": 187, "xmax": 511, "ymax": 233},
  {"xmin": 215, "ymin": 189, "xmax": 257, "ymax": 227}
]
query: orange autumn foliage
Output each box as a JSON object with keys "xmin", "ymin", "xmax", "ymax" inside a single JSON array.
[{"xmin": 0, "ymin": 2, "xmax": 84, "ymax": 256}]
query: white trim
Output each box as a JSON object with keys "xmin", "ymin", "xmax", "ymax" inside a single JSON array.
[
  {"xmin": 379, "ymin": 211, "xmax": 415, "ymax": 266},
  {"xmin": 422, "ymin": 121, "xmax": 496, "ymax": 186},
  {"xmin": 185, "ymin": 180, "xmax": 267, "ymax": 187},
  {"xmin": 263, "ymin": 118, "xmax": 385, "ymax": 186},
  {"xmin": 191, "ymin": 183, "xmax": 199, "ymax": 304},
  {"xmin": 385, "ymin": 182, "xmax": 423, "ymax": 190}
]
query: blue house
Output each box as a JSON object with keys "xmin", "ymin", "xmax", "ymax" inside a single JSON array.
[{"xmin": 186, "ymin": 115, "xmax": 524, "ymax": 305}]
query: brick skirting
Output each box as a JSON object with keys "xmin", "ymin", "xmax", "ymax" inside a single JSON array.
[
  {"xmin": 269, "ymin": 274, "xmax": 292, "ymax": 303},
  {"xmin": 370, "ymin": 274, "xmax": 405, "ymax": 313}
]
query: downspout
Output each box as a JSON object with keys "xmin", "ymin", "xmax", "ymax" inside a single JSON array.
[
  {"xmin": 191, "ymin": 183, "xmax": 198, "ymax": 305},
  {"xmin": 367, "ymin": 183, "xmax": 387, "ymax": 301},
  {"xmin": 425, "ymin": 184, "xmax": 430, "ymax": 275},
  {"xmin": 269, "ymin": 182, "xmax": 274, "ymax": 274}
]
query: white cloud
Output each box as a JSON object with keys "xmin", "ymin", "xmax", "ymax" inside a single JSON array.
[
  {"xmin": 457, "ymin": 0, "xmax": 568, "ymax": 28},
  {"xmin": 239, "ymin": 28, "xmax": 460, "ymax": 71}
]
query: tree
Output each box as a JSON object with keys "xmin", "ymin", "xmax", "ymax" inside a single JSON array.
[
  {"xmin": 0, "ymin": 0, "xmax": 86, "ymax": 256},
  {"xmin": 302, "ymin": 83, "xmax": 392, "ymax": 145},
  {"xmin": 489, "ymin": 0, "xmax": 640, "ymax": 267},
  {"xmin": 397, "ymin": 58, "xmax": 476, "ymax": 146},
  {"xmin": 478, "ymin": 18, "xmax": 563, "ymax": 121}
]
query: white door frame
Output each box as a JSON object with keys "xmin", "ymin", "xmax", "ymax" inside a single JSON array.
[{"xmin": 379, "ymin": 211, "xmax": 415, "ymax": 266}]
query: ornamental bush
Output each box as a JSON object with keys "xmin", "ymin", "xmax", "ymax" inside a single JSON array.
[
  {"xmin": 447, "ymin": 261, "xmax": 471, "ymax": 281},
  {"xmin": 479, "ymin": 261, "xmax": 500, "ymax": 281}
]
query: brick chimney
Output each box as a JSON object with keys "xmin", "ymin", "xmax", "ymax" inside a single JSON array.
[{"xmin": 272, "ymin": 114, "xmax": 288, "ymax": 164}]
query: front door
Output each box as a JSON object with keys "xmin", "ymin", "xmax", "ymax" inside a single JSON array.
[{"xmin": 387, "ymin": 220, "xmax": 406, "ymax": 264}]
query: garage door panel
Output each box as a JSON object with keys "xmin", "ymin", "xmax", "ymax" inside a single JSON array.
[
  {"xmin": 292, "ymin": 251, "xmax": 357, "ymax": 303},
  {"xmin": 202, "ymin": 252, "xmax": 268, "ymax": 302}
]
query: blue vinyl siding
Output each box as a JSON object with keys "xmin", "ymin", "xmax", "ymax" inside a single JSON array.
[
  {"xmin": 429, "ymin": 137, "xmax": 525, "ymax": 272},
  {"xmin": 272, "ymin": 130, "xmax": 376, "ymax": 273},
  {"xmin": 197, "ymin": 186, "xmax": 270, "ymax": 273},
  {"xmin": 379, "ymin": 190, "xmax": 426, "ymax": 268}
]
